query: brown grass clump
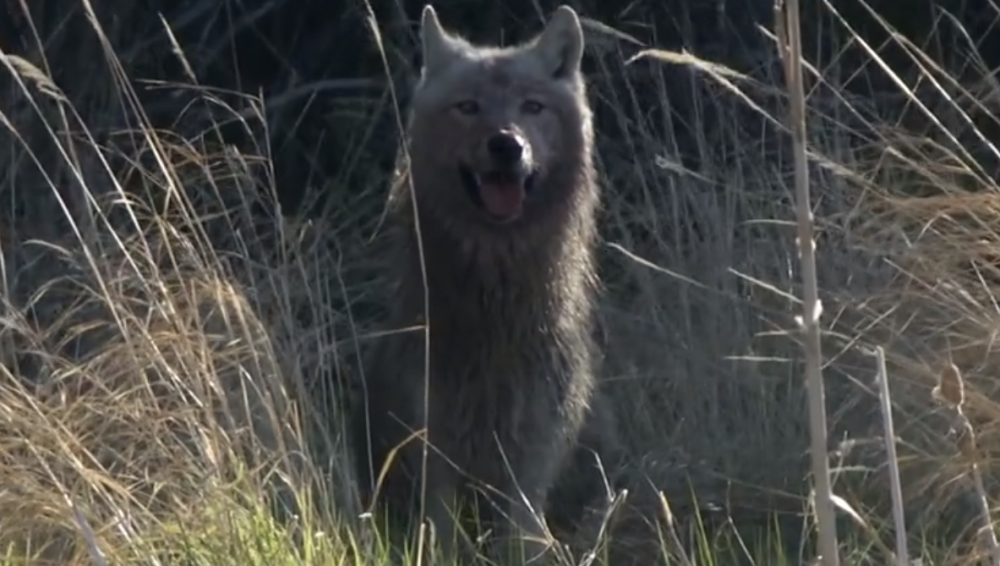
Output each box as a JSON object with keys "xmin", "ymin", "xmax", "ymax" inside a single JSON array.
[{"xmin": 0, "ymin": 199, "xmax": 325, "ymax": 562}]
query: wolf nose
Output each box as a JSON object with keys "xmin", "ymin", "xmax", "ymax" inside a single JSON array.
[{"xmin": 486, "ymin": 132, "xmax": 524, "ymax": 164}]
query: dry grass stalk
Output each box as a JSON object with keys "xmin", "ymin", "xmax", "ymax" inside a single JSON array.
[
  {"xmin": 774, "ymin": 0, "xmax": 839, "ymax": 564},
  {"xmin": 934, "ymin": 364, "xmax": 1000, "ymax": 566},
  {"xmin": 654, "ymin": 490, "xmax": 694, "ymax": 566},
  {"xmin": 873, "ymin": 346, "xmax": 909, "ymax": 566}
]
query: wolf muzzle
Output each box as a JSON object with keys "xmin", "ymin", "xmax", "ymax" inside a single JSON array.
[{"xmin": 460, "ymin": 131, "xmax": 538, "ymax": 222}]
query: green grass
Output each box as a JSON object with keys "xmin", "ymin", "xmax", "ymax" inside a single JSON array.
[{"xmin": 2, "ymin": 0, "xmax": 1000, "ymax": 564}]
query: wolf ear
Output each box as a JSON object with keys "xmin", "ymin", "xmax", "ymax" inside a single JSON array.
[
  {"xmin": 420, "ymin": 5, "xmax": 460, "ymax": 78},
  {"xmin": 532, "ymin": 6, "xmax": 584, "ymax": 79}
]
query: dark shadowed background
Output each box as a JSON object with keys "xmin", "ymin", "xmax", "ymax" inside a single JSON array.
[{"xmin": 2, "ymin": 0, "xmax": 997, "ymax": 217}]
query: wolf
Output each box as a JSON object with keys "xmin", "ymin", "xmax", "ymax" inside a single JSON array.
[{"xmin": 350, "ymin": 4, "xmax": 616, "ymax": 563}]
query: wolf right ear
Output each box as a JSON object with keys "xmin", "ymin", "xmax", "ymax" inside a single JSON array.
[
  {"xmin": 533, "ymin": 5, "xmax": 585, "ymax": 79},
  {"xmin": 420, "ymin": 5, "xmax": 461, "ymax": 78}
]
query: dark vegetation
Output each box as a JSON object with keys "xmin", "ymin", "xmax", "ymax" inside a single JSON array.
[{"xmin": 4, "ymin": 0, "xmax": 998, "ymax": 215}]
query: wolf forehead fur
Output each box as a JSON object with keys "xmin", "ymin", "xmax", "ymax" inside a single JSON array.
[{"xmin": 350, "ymin": 3, "xmax": 617, "ymax": 561}]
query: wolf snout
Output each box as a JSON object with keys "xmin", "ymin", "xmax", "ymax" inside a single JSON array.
[
  {"xmin": 457, "ymin": 131, "xmax": 540, "ymax": 222},
  {"xmin": 486, "ymin": 132, "xmax": 528, "ymax": 167}
]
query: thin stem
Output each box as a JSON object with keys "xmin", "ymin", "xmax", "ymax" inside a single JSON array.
[
  {"xmin": 775, "ymin": 0, "xmax": 840, "ymax": 564},
  {"xmin": 875, "ymin": 346, "xmax": 909, "ymax": 566}
]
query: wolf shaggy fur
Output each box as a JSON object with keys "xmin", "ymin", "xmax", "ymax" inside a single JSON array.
[{"xmin": 350, "ymin": 5, "xmax": 618, "ymax": 562}]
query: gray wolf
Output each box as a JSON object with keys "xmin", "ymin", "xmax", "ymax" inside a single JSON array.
[{"xmin": 350, "ymin": 4, "xmax": 614, "ymax": 562}]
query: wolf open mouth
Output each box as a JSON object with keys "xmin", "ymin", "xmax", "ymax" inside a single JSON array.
[{"xmin": 459, "ymin": 165, "xmax": 537, "ymax": 221}]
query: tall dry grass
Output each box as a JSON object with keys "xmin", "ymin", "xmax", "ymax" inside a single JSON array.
[
  {"xmin": 0, "ymin": 2, "xmax": 367, "ymax": 562},
  {"xmin": 2, "ymin": 0, "xmax": 1000, "ymax": 564}
]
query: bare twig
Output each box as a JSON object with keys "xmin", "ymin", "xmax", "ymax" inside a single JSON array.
[
  {"xmin": 873, "ymin": 346, "xmax": 909, "ymax": 566},
  {"xmin": 655, "ymin": 490, "xmax": 695, "ymax": 566},
  {"xmin": 934, "ymin": 364, "xmax": 1000, "ymax": 566},
  {"xmin": 774, "ymin": 0, "xmax": 839, "ymax": 565}
]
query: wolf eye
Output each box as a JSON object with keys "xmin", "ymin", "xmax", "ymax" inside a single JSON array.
[
  {"xmin": 522, "ymin": 100, "xmax": 545, "ymax": 114},
  {"xmin": 455, "ymin": 100, "xmax": 480, "ymax": 115}
]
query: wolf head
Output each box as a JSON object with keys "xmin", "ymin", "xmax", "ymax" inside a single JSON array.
[{"xmin": 404, "ymin": 5, "xmax": 595, "ymax": 236}]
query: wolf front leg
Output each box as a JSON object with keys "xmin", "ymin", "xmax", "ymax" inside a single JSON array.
[
  {"xmin": 545, "ymin": 390, "xmax": 627, "ymax": 539},
  {"xmin": 499, "ymin": 495, "xmax": 553, "ymax": 565},
  {"xmin": 493, "ymin": 447, "xmax": 564, "ymax": 565},
  {"xmin": 420, "ymin": 453, "xmax": 479, "ymax": 564}
]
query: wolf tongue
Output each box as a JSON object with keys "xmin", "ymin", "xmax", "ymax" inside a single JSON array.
[{"xmin": 479, "ymin": 181, "xmax": 525, "ymax": 218}]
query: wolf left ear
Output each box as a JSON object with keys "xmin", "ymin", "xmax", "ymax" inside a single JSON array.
[
  {"xmin": 533, "ymin": 6, "xmax": 585, "ymax": 79},
  {"xmin": 420, "ymin": 5, "xmax": 461, "ymax": 78}
]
